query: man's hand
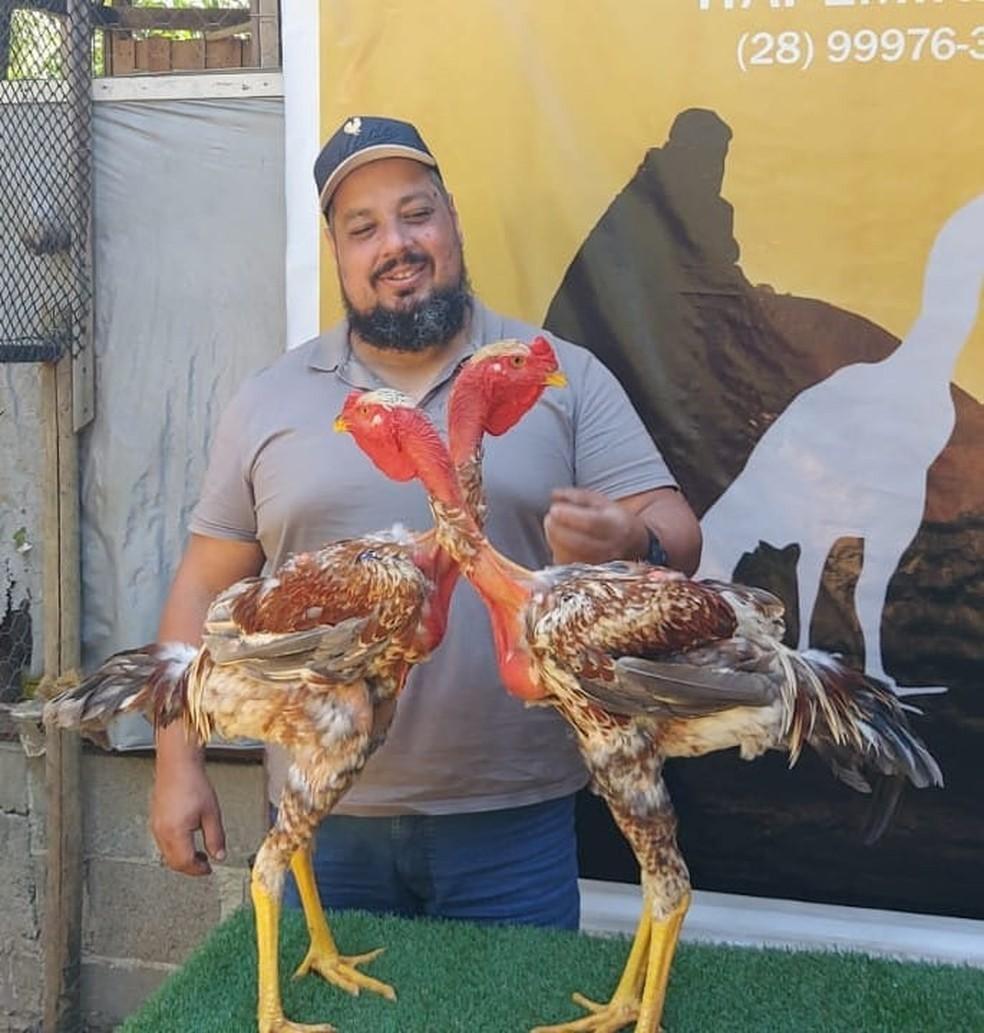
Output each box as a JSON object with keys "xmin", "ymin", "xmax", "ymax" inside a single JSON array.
[
  {"xmin": 150, "ymin": 740, "xmax": 226, "ymax": 876},
  {"xmin": 148, "ymin": 533, "xmax": 262, "ymax": 876},
  {"xmin": 544, "ymin": 487, "xmax": 649, "ymax": 566}
]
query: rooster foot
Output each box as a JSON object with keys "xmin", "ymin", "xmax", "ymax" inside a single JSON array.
[
  {"xmin": 293, "ymin": 944, "xmax": 396, "ymax": 1001},
  {"xmin": 259, "ymin": 1019, "xmax": 337, "ymax": 1033},
  {"xmin": 530, "ymin": 991, "xmax": 644, "ymax": 1033}
]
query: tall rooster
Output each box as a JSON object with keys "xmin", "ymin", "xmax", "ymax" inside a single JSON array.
[
  {"xmin": 43, "ymin": 337, "xmax": 564, "ymax": 1033},
  {"xmin": 338, "ymin": 390, "xmax": 943, "ymax": 1033}
]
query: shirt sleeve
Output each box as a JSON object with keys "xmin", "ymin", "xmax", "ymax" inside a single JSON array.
[
  {"xmin": 571, "ymin": 350, "xmax": 678, "ymax": 500},
  {"xmin": 188, "ymin": 385, "xmax": 258, "ymax": 542}
]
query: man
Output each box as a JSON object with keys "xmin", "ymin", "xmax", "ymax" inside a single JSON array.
[{"xmin": 150, "ymin": 115, "xmax": 701, "ymax": 928}]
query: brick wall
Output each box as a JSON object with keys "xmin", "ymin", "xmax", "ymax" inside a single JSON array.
[{"xmin": 0, "ymin": 740, "xmax": 266, "ymax": 1032}]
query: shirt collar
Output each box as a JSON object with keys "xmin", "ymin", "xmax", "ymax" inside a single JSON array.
[
  {"xmin": 306, "ymin": 297, "xmax": 491, "ymax": 389},
  {"xmin": 306, "ymin": 319, "xmax": 350, "ymax": 373}
]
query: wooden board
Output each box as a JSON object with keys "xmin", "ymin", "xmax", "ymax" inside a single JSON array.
[
  {"xmin": 206, "ymin": 38, "xmax": 244, "ymax": 70},
  {"xmin": 109, "ymin": 36, "xmax": 135, "ymax": 77},
  {"xmin": 170, "ymin": 39, "xmax": 206, "ymax": 72},
  {"xmin": 135, "ymin": 37, "xmax": 171, "ymax": 74},
  {"xmin": 40, "ymin": 353, "xmax": 83, "ymax": 1033}
]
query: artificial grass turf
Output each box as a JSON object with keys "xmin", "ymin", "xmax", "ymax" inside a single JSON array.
[{"xmin": 120, "ymin": 906, "xmax": 984, "ymax": 1033}]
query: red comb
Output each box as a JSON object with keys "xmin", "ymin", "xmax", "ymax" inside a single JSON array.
[{"xmin": 531, "ymin": 335, "xmax": 553, "ymax": 358}]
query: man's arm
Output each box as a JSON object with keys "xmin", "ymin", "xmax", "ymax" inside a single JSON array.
[
  {"xmin": 541, "ymin": 344, "xmax": 701, "ymax": 573},
  {"xmin": 544, "ymin": 485, "xmax": 701, "ymax": 575},
  {"xmin": 151, "ymin": 533, "xmax": 264, "ymax": 875}
]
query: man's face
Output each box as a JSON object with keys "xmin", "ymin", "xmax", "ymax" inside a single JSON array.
[{"xmin": 328, "ymin": 158, "xmax": 469, "ymax": 350}]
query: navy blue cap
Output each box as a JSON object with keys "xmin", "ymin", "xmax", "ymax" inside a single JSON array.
[{"xmin": 314, "ymin": 115, "xmax": 440, "ymax": 213}]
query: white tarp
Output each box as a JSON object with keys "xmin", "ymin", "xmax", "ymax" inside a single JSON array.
[{"xmin": 82, "ymin": 95, "xmax": 286, "ymax": 742}]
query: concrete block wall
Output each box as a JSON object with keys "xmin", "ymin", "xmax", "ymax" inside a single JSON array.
[
  {"xmin": 0, "ymin": 743, "xmax": 42, "ymax": 1033},
  {"xmin": 0, "ymin": 740, "xmax": 266, "ymax": 1032}
]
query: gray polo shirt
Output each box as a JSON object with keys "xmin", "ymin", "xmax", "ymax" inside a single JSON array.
[{"xmin": 189, "ymin": 299, "xmax": 677, "ymax": 814}]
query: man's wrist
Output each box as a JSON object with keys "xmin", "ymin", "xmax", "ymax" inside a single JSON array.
[
  {"xmin": 641, "ymin": 526, "xmax": 670, "ymax": 567},
  {"xmin": 155, "ymin": 722, "xmax": 205, "ymax": 766}
]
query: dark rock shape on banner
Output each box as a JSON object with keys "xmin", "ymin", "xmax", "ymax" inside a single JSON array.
[{"xmin": 547, "ymin": 109, "xmax": 983, "ymax": 919}]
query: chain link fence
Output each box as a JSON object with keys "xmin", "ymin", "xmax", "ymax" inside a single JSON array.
[
  {"xmin": 0, "ymin": 2, "xmax": 278, "ymax": 702},
  {"xmin": 0, "ymin": 590, "xmax": 32, "ymax": 703},
  {"xmin": 0, "ymin": 1, "xmax": 92, "ymax": 702},
  {"xmin": 0, "ymin": 0, "xmax": 92, "ymax": 364}
]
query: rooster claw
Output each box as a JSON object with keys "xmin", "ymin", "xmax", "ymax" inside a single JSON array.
[
  {"xmin": 530, "ymin": 991, "xmax": 642, "ymax": 1033},
  {"xmin": 293, "ymin": 946, "xmax": 395, "ymax": 1001},
  {"xmin": 260, "ymin": 1020, "xmax": 337, "ymax": 1033}
]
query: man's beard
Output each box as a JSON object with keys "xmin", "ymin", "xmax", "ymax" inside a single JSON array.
[{"xmin": 343, "ymin": 260, "xmax": 472, "ymax": 353}]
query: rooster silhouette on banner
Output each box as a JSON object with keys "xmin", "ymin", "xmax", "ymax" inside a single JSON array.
[{"xmin": 700, "ymin": 194, "xmax": 984, "ymax": 698}]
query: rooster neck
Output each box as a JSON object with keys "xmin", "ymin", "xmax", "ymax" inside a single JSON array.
[
  {"xmin": 447, "ymin": 380, "xmax": 486, "ymax": 468},
  {"xmin": 411, "ymin": 532, "xmax": 459, "ymax": 652},
  {"xmin": 406, "ymin": 427, "xmax": 486, "ymax": 563},
  {"xmin": 426, "ymin": 493, "xmax": 541, "ymax": 699},
  {"xmin": 468, "ymin": 545, "xmax": 546, "ymax": 701},
  {"xmin": 470, "ymin": 544, "xmax": 534, "ymax": 610},
  {"xmin": 404, "ymin": 422, "xmax": 475, "ymax": 522},
  {"xmin": 400, "ymin": 407, "xmax": 544, "ymax": 700}
]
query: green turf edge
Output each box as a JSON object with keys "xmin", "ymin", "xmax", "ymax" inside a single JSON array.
[{"xmin": 119, "ymin": 907, "xmax": 984, "ymax": 1033}]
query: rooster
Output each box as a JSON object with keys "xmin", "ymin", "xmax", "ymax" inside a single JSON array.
[
  {"xmin": 43, "ymin": 336, "xmax": 565, "ymax": 1033},
  {"xmin": 338, "ymin": 389, "xmax": 944, "ymax": 1033}
]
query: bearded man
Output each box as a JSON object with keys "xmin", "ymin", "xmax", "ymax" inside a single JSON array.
[{"xmin": 150, "ymin": 116, "xmax": 701, "ymax": 926}]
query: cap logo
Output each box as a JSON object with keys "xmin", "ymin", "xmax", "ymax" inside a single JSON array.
[{"xmin": 343, "ymin": 117, "xmax": 362, "ymax": 136}]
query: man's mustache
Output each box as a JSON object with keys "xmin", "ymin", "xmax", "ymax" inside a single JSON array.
[{"xmin": 371, "ymin": 251, "xmax": 428, "ymax": 284}]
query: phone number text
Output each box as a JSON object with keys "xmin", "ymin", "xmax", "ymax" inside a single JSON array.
[{"xmin": 737, "ymin": 26, "xmax": 984, "ymax": 70}]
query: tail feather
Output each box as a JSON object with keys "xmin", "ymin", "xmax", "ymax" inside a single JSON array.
[
  {"xmin": 787, "ymin": 649, "xmax": 943, "ymax": 840},
  {"xmin": 44, "ymin": 643, "xmax": 203, "ymax": 748},
  {"xmin": 861, "ymin": 775, "xmax": 905, "ymax": 845}
]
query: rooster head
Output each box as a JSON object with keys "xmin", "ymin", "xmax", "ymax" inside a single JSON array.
[
  {"xmin": 336, "ymin": 389, "xmax": 456, "ymax": 491},
  {"xmin": 455, "ymin": 336, "xmax": 566, "ymax": 438}
]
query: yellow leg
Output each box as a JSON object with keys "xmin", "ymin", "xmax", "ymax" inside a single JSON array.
[
  {"xmin": 530, "ymin": 899, "xmax": 653, "ymax": 1033},
  {"xmin": 635, "ymin": 892, "xmax": 691, "ymax": 1032},
  {"xmin": 251, "ymin": 876, "xmax": 337, "ymax": 1033},
  {"xmin": 289, "ymin": 847, "xmax": 396, "ymax": 1001}
]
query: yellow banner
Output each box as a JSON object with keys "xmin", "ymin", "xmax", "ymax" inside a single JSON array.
[
  {"xmin": 317, "ymin": 0, "xmax": 983, "ymax": 398},
  {"xmin": 306, "ymin": 0, "xmax": 984, "ymax": 916}
]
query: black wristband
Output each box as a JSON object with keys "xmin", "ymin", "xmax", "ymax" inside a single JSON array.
[{"xmin": 643, "ymin": 528, "xmax": 669, "ymax": 568}]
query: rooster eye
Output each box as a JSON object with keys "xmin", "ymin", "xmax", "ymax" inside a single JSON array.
[{"xmin": 509, "ymin": 355, "xmax": 525, "ymax": 368}]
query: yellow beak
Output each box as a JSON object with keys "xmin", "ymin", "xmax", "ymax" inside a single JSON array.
[
  {"xmin": 544, "ymin": 370, "xmax": 568, "ymax": 388},
  {"xmin": 333, "ymin": 416, "xmax": 348, "ymax": 433}
]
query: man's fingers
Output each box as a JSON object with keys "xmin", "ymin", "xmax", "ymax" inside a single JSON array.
[
  {"xmin": 550, "ymin": 487, "xmax": 608, "ymax": 508},
  {"xmin": 545, "ymin": 521, "xmax": 607, "ymax": 565},
  {"xmin": 201, "ymin": 806, "xmax": 227, "ymax": 863},
  {"xmin": 158, "ymin": 830, "xmax": 212, "ymax": 876},
  {"xmin": 175, "ymin": 851, "xmax": 213, "ymax": 877},
  {"xmin": 547, "ymin": 502, "xmax": 610, "ymax": 533}
]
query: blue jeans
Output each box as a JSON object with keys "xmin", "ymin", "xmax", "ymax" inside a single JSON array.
[{"xmin": 280, "ymin": 794, "xmax": 580, "ymax": 930}]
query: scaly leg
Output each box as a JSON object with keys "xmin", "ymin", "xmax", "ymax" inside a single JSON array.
[
  {"xmin": 530, "ymin": 900, "xmax": 652, "ymax": 1033},
  {"xmin": 253, "ymin": 743, "xmax": 394, "ymax": 1031},
  {"xmin": 251, "ymin": 875, "xmax": 336, "ymax": 1033},
  {"xmin": 635, "ymin": 892, "xmax": 690, "ymax": 1032},
  {"xmin": 289, "ymin": 846, "xmax": 395, "ymax": 1000},
  {"xmin": 529, "ymin": 891, "xmax": 690, "ymax": 1033}
]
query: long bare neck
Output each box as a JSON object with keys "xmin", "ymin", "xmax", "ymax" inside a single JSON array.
[
  {"xmin": 447, "ymin": 379, "xmax": 485, "ymax": 467},
  {"xmin": 401, "ymin": 398, "xmax": 517, "ymax": 650},
  {"xmin": 404, "ymin": 417, "xmax": 482, "ymax": 550},
  {"xmin": 406, "ymin": 415, "xmax": 541, "ymax": 698},
  {"xmin": 406, "ymin": 415, "xmax": 525, "ymax": 575},
  {"xmin": 447, "ymin": 379, "xmax": 489, "ymax": 523}
]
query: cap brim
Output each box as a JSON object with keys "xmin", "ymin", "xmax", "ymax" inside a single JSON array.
[{"xmin": 319, "ymin": 145, "xmax": 439, "ymax": 211}]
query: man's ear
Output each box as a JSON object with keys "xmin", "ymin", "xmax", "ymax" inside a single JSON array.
[
  {"xmin": 323, "ymin": 221, "xmax": 338, "ymax": 259},
  {"xmin": 447, "ymin": 193, "xmax": 463, "ymax": 244}
]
